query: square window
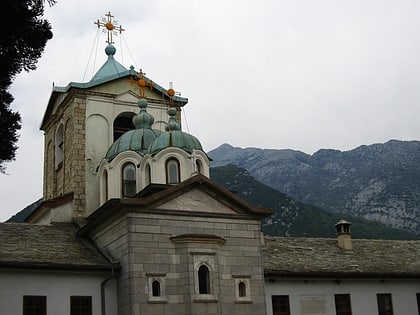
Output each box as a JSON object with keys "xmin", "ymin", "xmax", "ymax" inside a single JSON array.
[
  {"xmin": 272, "ymin": 295, "xmax": 290, "ymax": 315},
  {"xmin": 377, "ymin": 293, "xmax": 393, "ymax": 315},
  {"xmin": 23, "ymin": 296, "xmax": 46, "ymax": 315},
  {"xmin": 70, "ymin": 296, "xmax": 92, "ymax": 315},
  {"xmin": 335, "ymin": 294, "xmax": 352, "ymax": 315}
]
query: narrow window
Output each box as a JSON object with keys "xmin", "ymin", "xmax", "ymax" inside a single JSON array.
[
  {"xmin": 23, "ymin": 296, "xmax": 46, "ymax": 315},
  {"xmin": 55, "ymin": 124, "xmax": 64, "ymax": 169},
  {"xmin": 272, "ymin": 295, "xmax": 290, "ymax": 315},
  {"xmin": 102, "ymin": 169, "xmax": 108, "ymax": 202},
  {"xmin": 335, "ymin": 294, "xmax": 352, "ymax": 315},
  {"xmin": 152, "ymin": 280, "xmax": 161, "ymax": 297},
  {"xmin": 377, "ymin": 293, "xmax": 393, "ymax": 315},
  {"xmin": 113, "ymin": 112, "xmax": 135, "ymax": 141},
  {"xmin": 198, "ymin": 265, "xmax": 210, "ymax": 294},
  {"xmin": 70, "ymin": 296, "xmax": 92, "ymax": 315},
  {"xmin": 166, "ymin": 158, "xmax": 180, "ymax": 184},
  {"xmin": 145, "ymin": 163, "xmax": 151, "ymax": 186},
  {"xmin": 238, "ymin": 281, "xmax": 246, "ymax": 297},
  {"xmin": 196, "ymin": 159, "xmax": 203, "ymax": 174},
  {"xmin": 122, "ymin": 163, "xmax": 136, "ymax": 197}
]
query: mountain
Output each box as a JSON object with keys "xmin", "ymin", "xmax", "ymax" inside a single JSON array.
[
  {"xmin": 210, "ymin": 164, "xmax": 418, "ymax": 239},
  {"xmin": 209, "ymin": 140, "xmax": 420, "ymax": 235}
]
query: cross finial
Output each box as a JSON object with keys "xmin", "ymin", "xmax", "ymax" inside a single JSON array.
[
  {"xmin": 130, "ymin": 69, "xmax": 154, "ymax": 98},
  {"xmin": 167, "ymin": 82, "xmax": 181, "ymax": 106},
  {"xmin": 94, "ymin": 11, "xmax": 125, "ymax": 44}
]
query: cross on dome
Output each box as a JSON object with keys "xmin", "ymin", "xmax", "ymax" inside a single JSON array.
[
  {"xmin": 167, "ymin": 82, "xmax": 182, "ymax": 106},
  {"xmin": 94, "ymin": 11, "xmax": 125, "ymax": 44},
  {"xmin": 130, "ymin": 68, "xmax": 154, "ymax": 98}
]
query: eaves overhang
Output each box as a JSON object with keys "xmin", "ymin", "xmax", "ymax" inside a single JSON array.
[
  {"xmin": 0, "ymin": 261, "xmax": 120, "ymax": 273},
  {"xmin": 40, "ymin": 68, "xmax": 188, "ymax": 130},
  {"xmin": 264, "ymin": 270, "xmax": 420, "ymax": 280}
]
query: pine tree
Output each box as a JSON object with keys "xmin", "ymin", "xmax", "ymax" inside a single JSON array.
[{"xmin": 0, "ymin": 0, "xmax": 55, "ymax": 173}]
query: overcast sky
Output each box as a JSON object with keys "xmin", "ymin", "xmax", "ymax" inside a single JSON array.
[{"xmin": 1, "ymin": 0, "xmax": 420, "ymax": 221}]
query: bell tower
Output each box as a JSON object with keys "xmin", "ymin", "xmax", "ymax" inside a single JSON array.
[{"xmin": 38, "ymin": 12, "xmax": 190, "ymax": 221}]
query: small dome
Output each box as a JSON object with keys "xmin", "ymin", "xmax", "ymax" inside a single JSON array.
[
  {"xmin": 105, "ymin": 99, "xmax": 161, "ymax": 161},
  {"xmin": 148, "ymin": 107, "xmax": 203, "ymax": 155}
]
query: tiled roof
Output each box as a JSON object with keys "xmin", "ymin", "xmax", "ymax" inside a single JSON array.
[
  {"xmin": 0, "ymin": 222, "xmax": 118, "ymax": 271},
  {"xmin": 263, "ymin": 236, "xmax": 420, "ymax": 278},
  {"xmin": 2, "ymin": 221, "xmax": 418, "ymax": 278}
]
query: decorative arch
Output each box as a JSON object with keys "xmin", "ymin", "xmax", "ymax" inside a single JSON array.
[
  {"xmin": 86, "ymin": 113, "xmax": 110, "ymax": 166},
  {"xmin": 105, "ymin": 151, "xmax": 141, "ymax": 198}
]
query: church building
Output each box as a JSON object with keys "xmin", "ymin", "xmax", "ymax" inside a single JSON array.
[
  {"xmin": 1, "ymin": 13, "xmax": 419, "ymax": 315},
  {"xmin": 1, "ymin": 13, "xmax": 272, "ymax": 315}
]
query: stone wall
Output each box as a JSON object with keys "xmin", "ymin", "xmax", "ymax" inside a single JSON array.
[
  {"xmin": 42, "ymin": 93, "xmax": 87, "ymax": 218},
  {"xmin": 91, "ymin": 211, "xmax": 267, "ymax": 315}
]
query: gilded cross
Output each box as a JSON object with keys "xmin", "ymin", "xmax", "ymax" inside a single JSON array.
[
  {"xmin": 130, "ymin": 69, "xmax": 154, "ymax": 98},
  {"xmin": 94, "ymin": 12, "xmax": 125, "ymax": 44},
  {"xmin": 167, "ymin": 82, "xmax": 181, "ymax": 106}
]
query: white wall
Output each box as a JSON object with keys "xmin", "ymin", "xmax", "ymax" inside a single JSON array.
[
  {"xmin": 265, "ymin": 278, "xmax": 420, "ymax": 315},
  {"xmin": 0, "ymin": 270, "xmax": 117, "ymax": 315}
]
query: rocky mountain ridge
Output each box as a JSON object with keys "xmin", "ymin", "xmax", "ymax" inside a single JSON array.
[
  {"xmin": 210, "ymin": 164, "xmax": 418, "ymax": 239},
  {"xmin": 208, "ymin": 140, "xmax": 420, "ymax": 235}
]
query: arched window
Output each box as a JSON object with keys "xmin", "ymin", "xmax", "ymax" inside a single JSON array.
[
  {"xmin": 198, "ymin": 265, "xmax": 210, "ymax": 294},
  {"xmin": 145, "ymin": 163, "xmax": 151, "ymax": 186},
  {"xmin": 55, "ymin": 124, "xmax": 64, "ymax": 169},
  {"xmin": 113, "ymin": 112, "xmax": 135, "ymax": 141},
  {"xmin": 238, "ymin": 281, "xmax": 246, "ymax": 297},
  {"xmin": 122, "ymin": 163, "xmax": 136, "ymax": 197},
  {"xmin": 166, "ymin": 158, "xmax": 180, "ymax": 184},
  {"xmin": 196, "ymin": 159, "xmax": 203, "ymax": 174},
  {"xmin": 152, "ymin": 280, "xmax": 161, "ymax": 297}
]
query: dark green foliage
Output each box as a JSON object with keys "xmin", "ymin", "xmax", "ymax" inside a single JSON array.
[
  {"xmin": 211, "ymin": 164, "xmax": 419, "ymax": 240},
  {"xmin": 0, "ymin": 0, "xmax": 55, "ymax": 173},
  {"xmin": 0, "ymin": 102, "xmax": 21, "ymax": 173}
]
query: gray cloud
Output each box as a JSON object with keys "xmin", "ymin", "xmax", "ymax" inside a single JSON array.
[{"xmin": 1, "ymin": 0, "xmax": 420, "ymax": 221}]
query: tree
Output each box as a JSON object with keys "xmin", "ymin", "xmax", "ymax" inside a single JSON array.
[{"xmin": 0, "ymin": 0, "xmax": 56, "ymax": 173}]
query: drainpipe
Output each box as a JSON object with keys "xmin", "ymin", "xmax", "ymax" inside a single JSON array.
[{"xmin": 101, "ymin": 267, "xmax": 116, "ymax": 315}]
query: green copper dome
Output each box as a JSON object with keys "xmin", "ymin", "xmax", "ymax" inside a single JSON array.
[
  {"xmin": 148, "ymin": 107, "xmax": 203, "ymax": 155},
  {"xmin": 105, "ymin": 99, "xmax": 161, "ymax": 161}
]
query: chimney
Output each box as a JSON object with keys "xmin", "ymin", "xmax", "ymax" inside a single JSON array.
[{"xmin": 335, "ymin": 220, "xmax": 352, "ymax": 250}]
